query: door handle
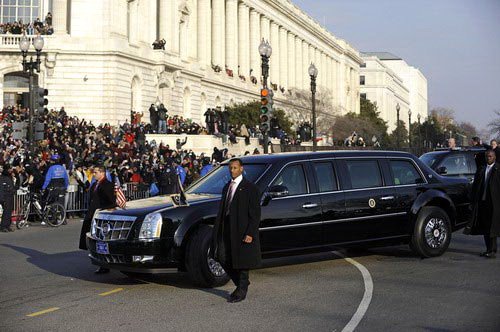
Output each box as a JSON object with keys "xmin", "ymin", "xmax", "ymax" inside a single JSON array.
[
  {"xmin": 380, "ymin": 196, "xmax": 395, "ymax": 201},
  {"xmin": 302, "ymin": 203, "xmax": 318, "ymax": 209}
]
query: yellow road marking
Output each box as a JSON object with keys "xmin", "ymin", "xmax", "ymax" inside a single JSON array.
[
  {"xmin": 26, "ymin": 307, "xmax": 60, "ymax": 317},
  {"xmin": 98, "ymin": 288, "xmax": 124, "ymax": 296}
]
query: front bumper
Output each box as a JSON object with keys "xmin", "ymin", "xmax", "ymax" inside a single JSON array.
[{"xmin": 86, "ymin": 233, "xmax": 180, "ymax": 273}]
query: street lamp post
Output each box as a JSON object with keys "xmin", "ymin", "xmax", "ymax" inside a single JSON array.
[
  {"xmin": 19, "ymin": 34, "xmax": 44, "ymax": 156},
  {"xmin": 417, "ymin": 114, "xmax": 421, "ymax": 151},
  {"xmin": 396, "ymin": 103, "xmax": 401, "ymax": 149},
  {"xmin": 408, "ymin": 109, "xmax": 412, "ymax": 150},
  {"xmin": 259, "ymin": 39, "xmax": 272, "ymax": 154},
  {"xmin": 309, "ymin": 63, "xmax": 318, "ymax": 152}
]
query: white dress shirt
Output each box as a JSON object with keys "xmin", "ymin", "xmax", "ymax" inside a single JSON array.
[{"xmin": 227, "ymin": 174, "xmax": 243, "ymax": 204}]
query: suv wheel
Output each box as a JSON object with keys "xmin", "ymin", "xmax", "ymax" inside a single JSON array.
[
  {"xmin": 185, "ymin": 225, "xmax": 230, "ymax": 288},
  {"xmin": 410, "ymin": 206, "xmax": 451, "ymax": 258}
]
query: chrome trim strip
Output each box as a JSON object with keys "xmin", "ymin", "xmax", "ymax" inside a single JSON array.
[
  {"xmin": 95, "ymin": 214, "xmax": 137, "ymax": 221},
  {"xmin": 259, "ymin": 212, "xmax": 407, "ymax": 231}
]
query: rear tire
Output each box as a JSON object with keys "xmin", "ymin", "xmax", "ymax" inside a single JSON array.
[
  {"xmin": 185, "ymin": 225, "xmax": 230, "ymax": 288},
  {"xmin": 410, "ymin": 207, "xmax": 451, "ymax": 258},
  {"xmin": 45, "ymin": 203, "xmax": 66, "ymax": 227}
]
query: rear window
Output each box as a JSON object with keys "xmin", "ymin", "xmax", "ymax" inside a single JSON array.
[
  {"xmin": 345, "ymin": 160, "xmax": 383, "ymax": 189},
  {"xmin": 419, "ymin": 152, "xmax": 445, "ymax": 169}
]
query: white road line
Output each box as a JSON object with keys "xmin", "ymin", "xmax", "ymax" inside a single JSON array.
[{"xmin": 332, "ymin": 251, "xmax": 374, "ymax": 332}]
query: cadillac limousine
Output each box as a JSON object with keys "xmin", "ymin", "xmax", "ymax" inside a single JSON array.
[{"xmin": 86, "ymin": 151, "xmax": 471, "ymax": 287}]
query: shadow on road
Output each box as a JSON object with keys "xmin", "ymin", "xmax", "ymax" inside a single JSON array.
[{"xmin": 1, "ymin": 244, "xmax": 146, "ymax": 286}]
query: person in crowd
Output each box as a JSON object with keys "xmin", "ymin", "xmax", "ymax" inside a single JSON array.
[
  {"xmin": 470, "ymin": 136, "xmax": 491, "ymax": 169},
  {"xmin": 42, "ymin": 154, "xmax": 69, "ymax": 206},
  {"xmin": 465, "ymin": 150, "xmax": 500, "ymax": 258},
  {"xmin": 157, "ymin": 104, "xmax": 167, "ymax": 134},
  {"xmin": 0, "ymin": 165, "xmax": 16, "ymax": 232},
  {"xmin": 79, "ymin": 166, "xmax": 117, "ymax": 272},
  {"xmin": 210, "ymin": 158, "xmax": 261, "ymax": 303},
  {"xmin": 490, "ymin": 139, "xmax": 500, "ymax": 161},
  {"xmin": 448, "ymin": 138, "xmax": 457, "ymax": 149},
  {"xmin": 149, "ymin": 104, "xmax": 158, "ymax": 132},
  {"xmin": 200, "ymin": 158, "xmax": 213, "ymax": 177}
]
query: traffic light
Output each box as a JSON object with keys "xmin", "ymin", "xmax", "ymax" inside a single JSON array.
[
  {"xmin": 35, "ymin": 86, "xmax": 48, "ymax": 110},
  {"xmin": 259, "ymin": 88, "xmax": 273, "ymax": 133}
]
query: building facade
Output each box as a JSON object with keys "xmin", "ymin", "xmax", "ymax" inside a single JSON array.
[
  {"xmin": 0, "ymin": 0, "xmax": 362, "ymax": 125},
  {"xmin": 360, "ymin": 52, "xmax": 427, "ymax": 133}
]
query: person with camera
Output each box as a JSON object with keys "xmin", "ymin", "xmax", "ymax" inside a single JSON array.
[{"xmin": 0, "ymin": 165, "xmax": 15, "ymax": 232}]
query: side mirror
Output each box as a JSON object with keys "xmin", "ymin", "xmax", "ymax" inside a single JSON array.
[
  {"xmin": 268, "ymin": 185, "xmax": 289, "ymax": 198},
  {"xmin": 436, "ymin": 166, "xmax": 448, "ymax": 175}
]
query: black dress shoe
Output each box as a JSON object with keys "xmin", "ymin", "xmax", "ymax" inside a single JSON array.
[
  {"xmin": 227, "ymin": 288, "xmax": 240, "ymax": 302},
  {"xmin": 480, "ymin": 251, "xmax": 489, "ymax": 257},
  {"xmin": 229, "ymin": 290, "xmax": 247, "ymax": 303},
  {"xmin": 94, "ymin": 267, "xmax": 110, "ymax": 274},
  {"xmin": 484, "ymin": 252, "xmax": 496, "ymax": 259},
  {"xmin": 0, "ymin": 228, "xmax": 9, "ymax": 233}
]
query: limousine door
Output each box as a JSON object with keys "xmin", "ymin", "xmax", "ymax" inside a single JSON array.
[
  {"xmin": 259, "ymin": 163, "xmax": 323, "ymax": 253},
  {"xmin": 334, "ymin": 159, "xmax": 399, "ymax": 243}
]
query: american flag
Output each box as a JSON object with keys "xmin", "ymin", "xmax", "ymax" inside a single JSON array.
[{"xmin": 114, "ymin": 177, "xmax": 127, "ymax": 209}]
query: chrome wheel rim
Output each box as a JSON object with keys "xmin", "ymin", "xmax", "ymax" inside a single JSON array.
[
  {"xmin": 424, "ymin": 217, "xmax": 448, "ymax": 249},
  {"xmin": 207, "ymin": 250, "xmax": 226, "ymax": 277}
]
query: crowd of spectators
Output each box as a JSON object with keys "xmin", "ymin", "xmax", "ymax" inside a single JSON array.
[
  {"xmin": 0, "ymin": 105, "xmax": 265, "ymax": 206},
  {"xmin": 0, "ymin": 13, "xmax": 53, "ymax": 35}
]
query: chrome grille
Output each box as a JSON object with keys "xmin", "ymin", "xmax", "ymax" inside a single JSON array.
[
  {"xmin": 95, "ymin": 253, "xmax": 126, "ymax": 264},
  {"xmin": 94, "ymin": 214, "xmax": 136, "ymax": 241}
]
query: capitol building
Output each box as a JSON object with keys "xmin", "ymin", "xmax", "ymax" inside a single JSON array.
[{"xmin": 0, "ymin": 0, "xmax": 363, "ymax": 126}]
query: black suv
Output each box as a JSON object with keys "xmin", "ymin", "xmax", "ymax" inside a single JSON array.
[
  {"xmin": 419, "ymin": 147, "xmax": 486, "ymax": 183},
  {"xmin": 86, "ymin": 151, "xmax": 471, "ymax": 287}
]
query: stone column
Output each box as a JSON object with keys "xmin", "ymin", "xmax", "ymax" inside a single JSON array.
[
  {"xmin": 197, "ymin": 0, "xmax": 210, "ymax": 66},
  {"xmin": 279, "ymin": 27, "xmax": 288, "ymax": 88},
  {"xmin": 327, "ymin": 57, "xmax": 333, "ymax": 98},
  {"xmin": 160, "ymin": 0, "xmax": 173, "ymax": 51},
  {"xmin": 270, "ymin": 22, "xmax": 280, "ymax": 86},
  {"xmin": 238, "ymin": 3, "xmax": 250, "ymax": 78},
  {"xmin": 260, "ymin": 16, "xmax": 270, "ymax": 41},
  {"xmin": 250, "ymin": 10, "xmax": 261, "ymax": 78},
  {"xmin": 212, "ymin": 0, "xmax": 225, "ymax": 67},
  {"xmin": 287, "ymin": 32, "xmax": 295, "ymax": 89},
  {"xmin": 321, "ymin": 52, "xmax": 327, "ymax": 88},
  {"xmin": 302, "ymin": 41, "xmax": 309, "ymax": 89},
  {"xmin": 295, "ymin": 36, "xmax": 303, "ymax": 90},
  {"xmin": 225, "ymin": 0, "xmax": 238, "ymax": 71},
  {"xmin": 52, "ymin": 0, "xmax": 68, "ymax": 34}
]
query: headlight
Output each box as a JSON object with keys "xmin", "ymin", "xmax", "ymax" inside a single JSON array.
[
  {"xmin": 139, "ymin": 212, "xmax": 163, "ymax": 240},
  {"xmin": 91, "ymin": 212, "xmax": 100, "ymax": 237}
]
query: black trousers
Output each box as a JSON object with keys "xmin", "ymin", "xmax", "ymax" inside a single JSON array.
[
  {"xmin": 484, "ymin": 236, "xmax": 498, "ymax": 253},
  {"xmin": 0, "ymin": 198, "xmax": 13, "ymax": 229},
  {"xmin": 221, "ymin": 216, "xmax": 250, "ymax": 293}
]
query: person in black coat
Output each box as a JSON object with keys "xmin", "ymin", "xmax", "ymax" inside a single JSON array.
[
  {"xmin": 464, "ymin": 150, "xmax": 500, "ymax": 258},
  {"xmin": 0, "ymin": 166, "xmax": 15, "ymax": 232},
  {"xmin": 79, "ymin": 166, "xmax": 117, "ymax": 272},
  {"xmin": 210, "ymin": 158, "xmax": 261, "ymax": 303}
]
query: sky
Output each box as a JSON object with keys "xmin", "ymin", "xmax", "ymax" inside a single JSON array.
[{"xmin": 293, "ymin": 0, "xmax": 500, "ymax": 131}]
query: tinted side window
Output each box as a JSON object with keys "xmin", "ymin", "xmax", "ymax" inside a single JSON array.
[
  {"xmin": 346, "ymin": 160, "xmax": 383, "ymax": 189},
  {"xmin": 271, "ymin": 164, "xmax": 308, "ymax": 195},
  {"xmin": 440, "ymin": 155, "xmax": 469, "ymax": 175},
  {"xmin": 390, "ymin": 160, "xmax": 423, "ymax": 185},
  {"xmin": 466, "ymin": 153, "xmax": 477, "ymax": 174},
  {"xmin": 313, "ymin": 162, "xmax": 338, "ymax": 192}
]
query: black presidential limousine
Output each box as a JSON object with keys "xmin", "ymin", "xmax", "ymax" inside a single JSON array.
[{"xmin": 86, "ymin": 151, "xmax": 471, "ymax": 287}]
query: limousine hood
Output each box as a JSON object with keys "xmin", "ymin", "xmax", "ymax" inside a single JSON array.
[{"xmin": 99, "ymin": 193, "xmax": 220, "ymax": 217}]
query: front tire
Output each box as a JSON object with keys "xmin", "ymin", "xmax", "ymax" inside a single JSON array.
[
  {"xmin": 410, "ymin": 207, "xmax": 451, "ymax": 258},
  {"xmin": 185, "ymin": 225, "xmax": 230, "ymax": 288}
]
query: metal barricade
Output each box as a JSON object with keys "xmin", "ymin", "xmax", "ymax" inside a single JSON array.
[{"xmin": 12, "ymin": 183, "xmax": 150, "ymax": 217}]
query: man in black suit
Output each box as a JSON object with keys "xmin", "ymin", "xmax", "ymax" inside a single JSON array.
[
  {"xmin": 211, "ymin": 158, "xmax": 261, "ymax": 303},
  {"xmin": 79, "ymin": 166, "xmax": 117, "ymax": 272},
  {"xmin": 465, "ymin": 150, "xmax": 500, "ymax": 258}
]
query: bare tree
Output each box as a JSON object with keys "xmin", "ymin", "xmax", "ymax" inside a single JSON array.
[
  {"xmin": 283, "ymin": 87, "xmax": 339, "ymax": 133},
  {"xmin": 488, "ymin": 110, "xmax": 500, "ymax": 138},
  {"xmin": 431, "ymin": 107, "xmax": 456, "ymax": 129}
]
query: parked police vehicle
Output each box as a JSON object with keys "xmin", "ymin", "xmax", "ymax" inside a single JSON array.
[
  {"xmin": 86, "ymin": 151, "xmax": 471, "ymax": 287},
  {"xmin": 419, "ymin": 147, "xmax": 486, "ymax": 183}
]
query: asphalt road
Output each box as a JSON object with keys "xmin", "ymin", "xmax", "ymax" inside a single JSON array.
[{"xmin": 0, "ymin": 220, "xmax": 499, "ymax": 332}]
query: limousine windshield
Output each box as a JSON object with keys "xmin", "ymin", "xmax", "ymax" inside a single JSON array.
[{"xmin": 186, "ymin": 164, "xmax": 268, "ymax": 195}]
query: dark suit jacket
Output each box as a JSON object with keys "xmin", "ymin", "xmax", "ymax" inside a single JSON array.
[
  {"xmin": 465, "ymin": 162, "xmax": 500, "ymax": 236},
  {"xmin": 79, "ymin": 179, "xmax": 116, "ymax": 250},
  {"xmin": 211, "ymin": 177, "xmax": 261, "ymax": 269}
]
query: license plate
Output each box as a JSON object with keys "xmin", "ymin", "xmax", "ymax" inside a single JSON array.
[{"xmin": 96, "ymin": 241, "xmax": 109, "ymax": 254}]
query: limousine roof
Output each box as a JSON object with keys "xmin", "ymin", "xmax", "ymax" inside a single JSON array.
[{"xmin": 229, "ymin": 150, "xmax": 415, "ymax": 164}]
